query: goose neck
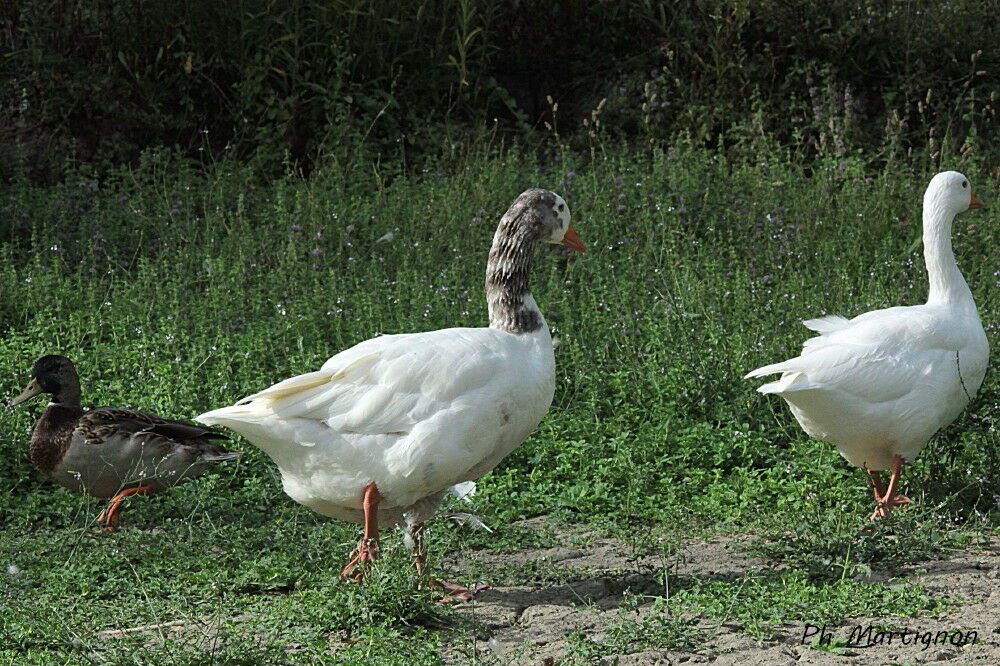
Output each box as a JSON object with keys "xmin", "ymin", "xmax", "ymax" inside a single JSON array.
[
  {"xmin": 485, "ymin": 219, "xmax": 544, "ymax": 334},
  {"xmin": 923, "ymin": 198, "xmax": 973, "ymax": 307}
]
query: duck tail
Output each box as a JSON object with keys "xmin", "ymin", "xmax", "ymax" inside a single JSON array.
[{"xmin": 201, "ymin": 450, "xmax": 243, "ymax": 463}]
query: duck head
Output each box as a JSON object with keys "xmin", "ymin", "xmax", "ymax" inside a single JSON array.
[{"xmin": 10, "ymin": 355, "xmax": 80, "ymax": 407}]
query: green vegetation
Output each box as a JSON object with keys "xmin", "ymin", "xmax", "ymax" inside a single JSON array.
[
  {"xmin": 674, "ymin": 571, "xmax": 949, "ymax": 641},
  {"xmin": 566, "ymin": 603, "xmax": 706, "ymax": 659},
  {"xmin": 6, "ymin": 3, "xmax": 1000, "ymax": 662},
  {"xmin": 1, "ymin": 136, "xmax": 997, "ymax": 661},
  {"xmin": 5, "ymin": 1, "xmax": 1000, "ymax": 179}
]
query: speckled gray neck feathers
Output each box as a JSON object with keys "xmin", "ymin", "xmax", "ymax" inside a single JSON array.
[{"xmin": 485, "ymin": 198, "xmax": 547, "ymax": 334}]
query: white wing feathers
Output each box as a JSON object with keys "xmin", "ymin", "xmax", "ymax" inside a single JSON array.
[
  {"xmin": 745, "ymin": 314, "xmax": 853, "ymax": 380},
  {"xmin": 202, "ymin": 328, "xmax": 509, "ymax": 438},
  {"xmin": 746, "ymin": 307, "xmax": 951, "ymax": 399}
]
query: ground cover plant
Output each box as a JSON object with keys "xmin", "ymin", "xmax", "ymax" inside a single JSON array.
[{"xmin": 2, "ymin": 137, "xmax": 999, "ymax": 662}]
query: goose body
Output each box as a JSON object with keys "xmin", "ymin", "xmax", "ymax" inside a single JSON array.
[
  {"xmin": 751, "ymin": 303, "xmax": 987, "ymax": 471},
  {"xmin": 746, "ymin": 172, "xmax": 987, "ymax": 517},
  {"xmin": 203, "ymin": 323, "xmax": 555, "ymax": 526},
  {"xmin": 197, "ymin": 188, "xmax": 586, "ymax": 583},
  {"xmin": 12, "ymin": 355, "xmax": 240, "ymax": 528}
]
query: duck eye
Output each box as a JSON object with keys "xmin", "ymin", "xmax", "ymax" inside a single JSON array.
[{"xmin": 963, "ymin": 180, "xmax": 968, "ymax": 188}]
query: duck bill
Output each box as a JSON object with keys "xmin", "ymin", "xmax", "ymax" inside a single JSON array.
[
  {"xmin": 10, "ymin": 378, "xmax": 43, "ymax": 407},
  {"xmin": 969, "ymin": 193, "xmax": 985, "ymax": 210},
  {"xmin": 560, "ymin": 224, "xmax": 587, "ymax": 253}
]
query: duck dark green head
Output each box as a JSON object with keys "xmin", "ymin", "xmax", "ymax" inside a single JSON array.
[{"xmin": 10, "ymin": 355, "xmax": 81, "ymax": 407}]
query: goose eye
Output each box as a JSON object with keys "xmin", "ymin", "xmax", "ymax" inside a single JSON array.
[
  {"xmin": 557, "ymin": 203, "xmax": 565, "ymax": 212},
  {"xmin": 962, "ymin": 180, "xmax": 968, "ymax": 188}
]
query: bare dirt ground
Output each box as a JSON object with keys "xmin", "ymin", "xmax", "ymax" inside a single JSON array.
[
  {"xmin": 441, "ymin": 517, "xmax": 1000, "ymax": 665},
  {"xmin": 88, "ymin": 517, "xmax": 1000, "ymax": 664}
]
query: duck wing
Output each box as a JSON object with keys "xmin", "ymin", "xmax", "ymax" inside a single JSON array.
[
  {"xmin": 79, "ymin": 408, "xmax": 231, "ymax": 448},
  {"xmin": 52, "ymin": 408, "xmax": 237, "ymax": 497}
]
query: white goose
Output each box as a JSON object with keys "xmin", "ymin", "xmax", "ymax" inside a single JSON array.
[
  {"xmin": 746, "ymin": 171, "xmax": 987, "ymax": 520},
  {"xmin": 197, "ymin": 189, "xmax": 586, "ymax": 589}
]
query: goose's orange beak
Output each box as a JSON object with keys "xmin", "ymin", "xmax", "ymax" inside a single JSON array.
[
  {"xmin": 969, "ymin": 193, "xmax": 985, "ymax": 210},
  {"xmin": 560, "ymin": 224, "xmax": 587, "ymax": 253}
]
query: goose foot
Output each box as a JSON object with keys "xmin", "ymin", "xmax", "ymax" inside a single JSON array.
[
  {"xmin": 405, "ymin": 521, "xmax": 485, "ymax": 601},
  {"xmin": 339, "ymin": 483, "xmax": 382, "ymax": 582},
  {"xmin": 867, "ymin": 456, "xmax": 909, "ymax": 521},
  {"xmin": 868, "ymin": 494, "xmax": 911, "ymax": 520},
  {"xmin": 422, "ymin": 578, "xmax": 489, "ymax": 603},
  {"xmin": 409, "ymin": 521, "xmax": 428, "ymax": 578},
  {"xmin": 340, "ymin": 538, "xmax": 379, "ymax": 582},
  {"xmin": 94, "ymin": 484, "xmax": 156, "ymax": 532}
]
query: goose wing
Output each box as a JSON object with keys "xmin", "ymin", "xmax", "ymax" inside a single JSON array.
[{"xmin": 746, "ymin": 306, "xmax": 962, "ymax": 403}]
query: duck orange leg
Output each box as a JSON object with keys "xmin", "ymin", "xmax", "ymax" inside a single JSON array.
[
  {"xmin": 409, "ymin": 521, "xmax": 488, "ymax": 603},
  {"xmin": 95, "ymin": 484, "xmax": 157, "ymax": 531},
  {"xmin": 340, "ymin": 483, "xmax": 382, "ymax": 582},
  {"xmin": 869, "ymin": 455, "xmax": 911, "ymax": 521}
]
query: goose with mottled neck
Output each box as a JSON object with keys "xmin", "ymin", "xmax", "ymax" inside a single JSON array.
[
  {"xmin": 745, "ymin": 171, "xmax": 987, "ymax": 520},
  {"xmin": 197, "ymin": 188, "xmax": 585, "ymax": 593}
]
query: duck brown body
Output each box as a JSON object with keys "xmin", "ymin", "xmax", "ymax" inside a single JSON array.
[
  {"xmin": 14, "ymin": 355, "xmax": 240, "ymax": 525},
  {"xmin": 29, "ymin": 402, "xmax": 237, "ymax": 498}
]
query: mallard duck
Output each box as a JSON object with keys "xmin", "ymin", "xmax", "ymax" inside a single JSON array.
[
  {"xmin": 11, "ymin": 355, "xmax": 241, "ymax": 530},
  {"xmin": 197, "ymin": 188, "xmax": 586, "ymax": 594},
  {"xmin": 745, "ymin": 171, "xmax": 988, "ymax": 519}
]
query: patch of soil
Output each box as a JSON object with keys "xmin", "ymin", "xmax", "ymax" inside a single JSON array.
[{"xmin": 439, "ymin": 518, "xmax": 1000, "ymax": 665}]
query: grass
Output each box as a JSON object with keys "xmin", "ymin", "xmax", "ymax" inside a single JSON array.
[
  {"xmin": 2, "ymin": 140, "xmax": 999, "ymax": 662},
  {"xmin": 670, "ymin": 571, "xmax": 950, "ymax": 641},
  {"xmin": 745, "ymin": 504, "xmax": 981, "ymax": 581}
]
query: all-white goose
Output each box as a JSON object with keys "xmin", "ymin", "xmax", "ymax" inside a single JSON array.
[
  {"xmin": 745, "ymin": 171, "xmax": 987, "ymax": 520},
  {"xmin": 197, "ymin": 188, "xmax": 585, "ymax": 591}
]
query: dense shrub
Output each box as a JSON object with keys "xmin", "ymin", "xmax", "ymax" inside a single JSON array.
[{"xmin": 2, "ymin": 1, "xmax": 999, "ymax": 180}]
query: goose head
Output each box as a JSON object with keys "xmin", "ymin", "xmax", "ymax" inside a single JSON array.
[
  {"xmin": 10, "ymin": 355, "xmax": 80, "ymax": 407},
  {"xmin": 544, "ymin": 191, "xmax": 587, "ymax": 252},
  {"xmin": 925, "ymin": 171, "xmax": 984, "ymax": 218},
  {"xmin": 504, "ymin": 189, "xmax": 587, "ymax": 253}
]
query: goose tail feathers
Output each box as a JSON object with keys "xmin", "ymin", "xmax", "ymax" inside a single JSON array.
[{"xmin": 802, "ymin": 314, "xmax": 850, "ymax": 333}]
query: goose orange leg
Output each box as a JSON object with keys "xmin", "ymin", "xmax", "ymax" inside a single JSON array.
[
  {"xmin": 340, "ymin": 483, "xmax": 382, "ymax": 582},
  {"xmin": 410, "ymin": 521, "xmax": 428, "ymax": 578},
  {"xmin": 869, "ymin": 455, "xmax": 911, "ymax": 521},
  {"xmin": 866, "ymin": 469, "xmax": 886, "ymax": 502},
  {"xmin": 409, "ymin": 521, "xmax": 488, "ymax": 603}
]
